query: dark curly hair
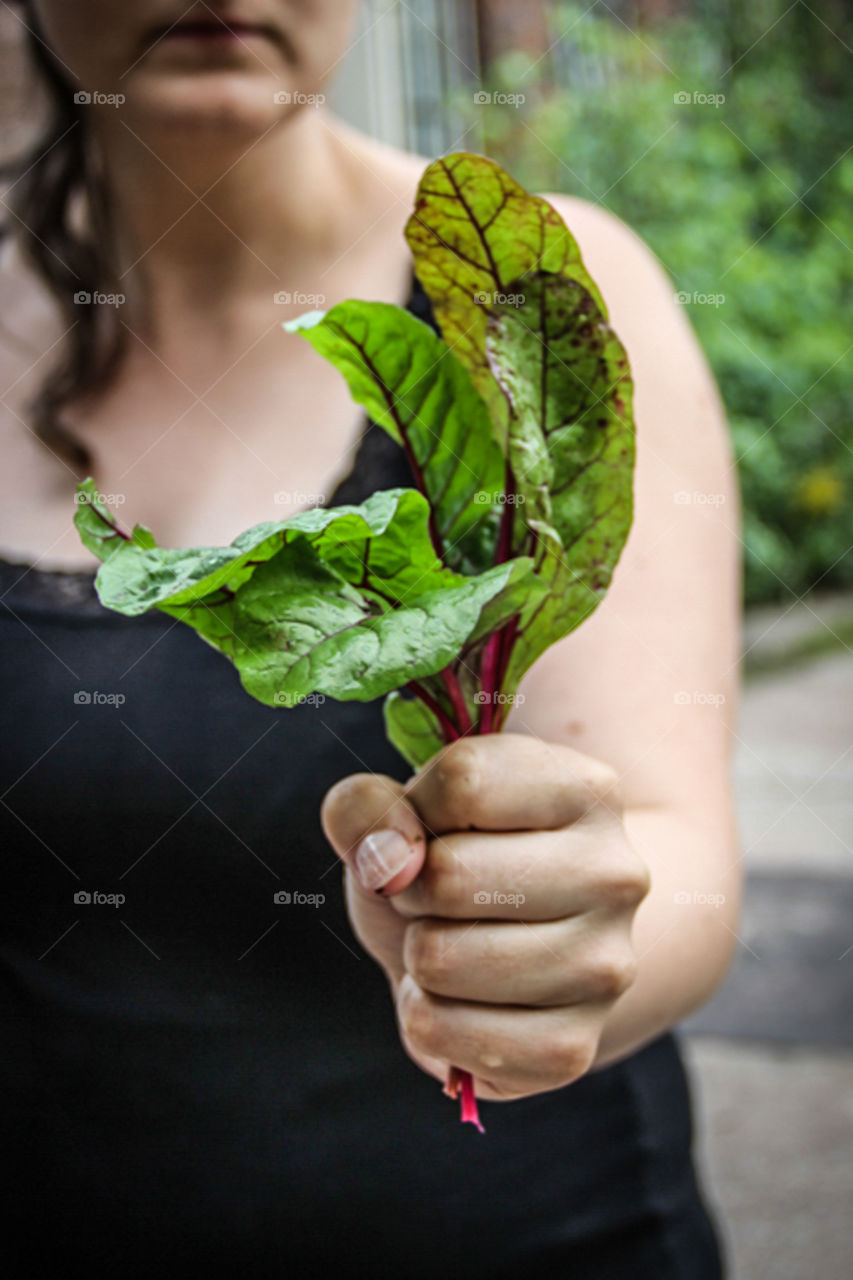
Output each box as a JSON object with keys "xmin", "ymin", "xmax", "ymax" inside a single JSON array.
[{"xmin": 2, "ymin": 11, "xmax": 124, "ymax": 472}]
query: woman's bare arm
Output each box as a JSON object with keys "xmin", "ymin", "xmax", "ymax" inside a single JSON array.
[{"xmin": 511, "ymin": 196, "xmax": 743, "ymax": 1065}]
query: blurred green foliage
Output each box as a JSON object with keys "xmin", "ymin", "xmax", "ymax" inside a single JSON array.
[{"xmin": 466, "ymin": 1, "xmax": 852, "ymax": 604}]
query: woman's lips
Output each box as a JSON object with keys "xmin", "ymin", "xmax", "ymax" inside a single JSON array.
[{"xmin": 159, "ymin": 20, "xmax": 274, "ymax": 43}]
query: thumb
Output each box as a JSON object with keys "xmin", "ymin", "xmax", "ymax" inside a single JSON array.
[{"xmin": 320, "ymin": 772, "xmax": 427, "ymax": 896}]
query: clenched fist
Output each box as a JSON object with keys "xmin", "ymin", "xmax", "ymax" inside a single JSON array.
[{"xmin": 320, "ymin": 733, "xmax": 650, "ymax": 1103}]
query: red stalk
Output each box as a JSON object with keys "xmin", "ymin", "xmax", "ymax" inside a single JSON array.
[
  {"xmin": 84, "ymin": 494, "xmax": 131, "ymax": 541},
  {"xmin": 448, "ymin": 467, "xmax": 527, "ymax": 1127},
  {"xmin": 406, "ymin": 680, "xmax": 459, "ymax": 743},
  {"xmin": 439, "ymin": 666, "xmax": 473, "ymax": 736},
  {"xmin": 442, "ymin": 1065, "xmax": 485, "ymax": 1133},
  {"xmin": 406, "ymin": 672, "xmax": 483, "ymax": 1130},
  {"xmin": 494, "ymin": 461, "xmax": 516, "ymax": 567},
  {"xmin": 493, "ymin": 614, "xmax": 519, "ymax": 731},
  {"xmin": 406, "ymin": 467, "xmax": 527, "ymax": 1135},
  {"xmin": 459, "ymin": 1071, "xmax": 486, "ymax": 1132},
  {"xmin": 477, "ymin": 632, "xmax": 500, "ymax": 734}
]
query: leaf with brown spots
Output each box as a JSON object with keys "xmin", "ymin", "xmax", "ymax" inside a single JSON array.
[{"xmin": 405, "ymin": 152, "xmax": 605, "ymax": 425}]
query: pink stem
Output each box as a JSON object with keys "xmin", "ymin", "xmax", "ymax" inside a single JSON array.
[
  {"xmin": 84, "ymin": 495, "xmax": 131, "ymax": 541},
  {"xmin": 459, "ymin": 1071, "xmax": 485, "ymax": 1132},
  {"xmin": 495, "ymin": 461, "xmax": 516, "ymax": 566},
  {"xmin": 442, "ymin": 1066, "xmax": 485, "ymax": 1133},
  {"xmin": 406, "ymin": 680, "xmax": 459, "ymax": 744},
  {"xmin": 494, "ymin": 615, "xmax": 519, "ymax": 724},
  {"xmin": 439, "ymin": 667, "xmax": 473, "ymax": 736},
  {"xmin": 477, "ymin": 632, "xmax": 500, "ymax": 734},
  {"xmin": 440, "ymin": 469, "xmax": 524, "ymax": 1127}
]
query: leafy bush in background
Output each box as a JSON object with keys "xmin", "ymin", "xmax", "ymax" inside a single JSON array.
[{"xmin": 465, "ymin": 0, "xmax": 852, "ymax": 605}]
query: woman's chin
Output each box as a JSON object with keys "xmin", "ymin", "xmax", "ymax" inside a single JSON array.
[{"xmin": 118, "ymin": 75, "xmax": 308, "ymax": 145}]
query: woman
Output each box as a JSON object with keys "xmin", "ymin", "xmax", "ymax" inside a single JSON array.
[{"xmin": 0, "ymin": 2, "xmax": 742, "ymax": 1275}]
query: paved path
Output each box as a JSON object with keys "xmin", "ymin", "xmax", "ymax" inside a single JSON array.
[
  {"xmin": 733, "ymin": 648, "xmax": 853, "ymax": 876},
  {"xmin": 683, "ymin": 1037, "xmax": 853, "ymax": 1280},
  {"xmin": 678, "ymin": 592, "xmax": 853, "ymax": 1278}
]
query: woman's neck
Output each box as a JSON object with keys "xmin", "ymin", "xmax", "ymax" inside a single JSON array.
[{"xmin": 91, "ymin": 109, "xmax": 382, "ymax": 313}]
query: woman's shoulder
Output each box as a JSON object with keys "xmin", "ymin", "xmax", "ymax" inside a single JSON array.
[
  {"xmin": 538, "ymin": 192, "xmax": 680, "ymax": 323},
  {"xmin": 536, "ymin": 190, "xmax": 724, "ymax": 417}
]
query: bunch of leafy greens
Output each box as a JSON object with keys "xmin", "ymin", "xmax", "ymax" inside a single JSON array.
[{"xmin": 74, "ymin": 152, "xmax": 635, "ymax": 1132}]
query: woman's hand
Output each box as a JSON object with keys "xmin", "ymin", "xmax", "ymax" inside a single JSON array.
[{"xmin": 320, "ymin": 733, "xmax": 650, "ymax": 1102}]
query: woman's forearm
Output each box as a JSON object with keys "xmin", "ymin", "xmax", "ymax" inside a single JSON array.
[{"xmin": 592, "ymin": 799, "xmax": 742, "ymax": 1069}]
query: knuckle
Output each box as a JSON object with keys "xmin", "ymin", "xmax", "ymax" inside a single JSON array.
[
  {"xmin": 600, "ymin": 858, "xmax": 651, "ymax": 910},
  {"xmin": 397, "ymin": 979, "xmax": 441, "ymax": 1055},
  {"xmin": 588, "ymin": 949, "xmax": 638, "ymax": 1000},
  {"xmin": 432, "ymin": 740, "xmax": 482, "ymax": 821},
  {"xmin": 581, "ymin": 761, "xmax": 623, "ymax": 808},
  {"xmin": 403, "ymin": 920, "xmax": 452, "ymax": 991},
  {"xmin": 546, "ymin": 1028, "xmax": 597, "ymax": 1083},
  {"xmin": 419, "ymin": 836, "xmax": 468, "ymax": 912}
]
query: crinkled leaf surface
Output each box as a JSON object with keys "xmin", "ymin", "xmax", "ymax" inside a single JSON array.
[
  {"xmin": 285, "ymin": 300, "xmax": 505, "ymax": 572},
  {"xmin": 81, "ymin": 488, "xmax": 460, "ymax": 616},
  {"xmin": 405, "ymin": 152, "xmax": 606, "ymax": 423},
  {"xmin": 76, "ymin": 480, "xmax": 543, "ymax": 710},
  {"xmin": 162, "ymin": 545, "xmax": 541, "ymax": 707},
  {"xmin": 487, "ymin": 271, "xmax": 634, "ymax": 573}
]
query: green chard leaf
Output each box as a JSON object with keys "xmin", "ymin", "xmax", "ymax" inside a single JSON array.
[
  {"xmin": 383, "ymin": 690, "xmax": 445, "ymax": 770},
  {"xmin": 285, "ymin": 300, "xmax": 505, "ymax": 574},
  {"xmin": 487, "ymin": 272, "xmax": 634, "ymax": 573},
  {"xmin": 75, "ymin": 479, "xmax": 542, "ymax": 713},
  {"xmin": 74, "ymin": 478, "xmax": 157, "ymax": 559},
  {"xmin": 485, "ymin": 272, "xmax": 635, "ymax": 688},
  {"xmin": 163, "ymin": 545, "xmax": 539, "ymax": 709},
  {"xmin": 404, "ymin": 152, "xmax": 606, "ymax": 425},
  {"xmin": 81, "ymin": 487, "xmax": 459, "ymax": 617}
]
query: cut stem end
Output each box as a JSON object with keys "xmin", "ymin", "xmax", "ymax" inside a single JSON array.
[{"xmin": 444, "ymin": 1065, "xmax": 485, "ymax": 1133}]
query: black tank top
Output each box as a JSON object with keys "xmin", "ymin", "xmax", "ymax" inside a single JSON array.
[{"xmin": 0, "ymin": 277, "xmax": 724, "ymax": 1278}]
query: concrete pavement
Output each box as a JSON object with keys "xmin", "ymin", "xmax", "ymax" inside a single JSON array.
[{"xmin": 678, "ymin": 590, "xmax": 853, "ymax": 1279}]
